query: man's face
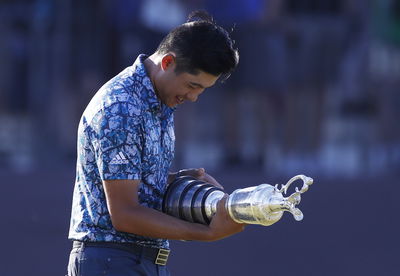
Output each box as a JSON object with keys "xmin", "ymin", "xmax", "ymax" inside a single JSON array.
[{"xmin": 155, "ymin": 55, "xmax": 219, "ymax": 108}]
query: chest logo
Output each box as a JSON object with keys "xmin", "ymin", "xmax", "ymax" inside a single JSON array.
[{"xmin": 109, "ymin": 151, "xmax": 129, "ymax": 165}]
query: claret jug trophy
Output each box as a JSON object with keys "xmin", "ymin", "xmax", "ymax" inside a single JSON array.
[{"xmin": 162, "ymin": 174, "xmax": 314, "ymax": 226}]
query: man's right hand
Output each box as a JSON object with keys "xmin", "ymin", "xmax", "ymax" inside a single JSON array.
[{"xmin": 207, "ymin": 195, "xmax": 245, "ymax": 241}]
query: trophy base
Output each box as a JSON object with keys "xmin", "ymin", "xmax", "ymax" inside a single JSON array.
[{"xmin": 163, "ymin": 176, "xmax": 224, "ymax": 225}]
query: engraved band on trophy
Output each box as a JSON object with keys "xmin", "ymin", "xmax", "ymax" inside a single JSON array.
[{"xmin": 162, "ymin": 174, "xmax": 314, "ymax": 226}]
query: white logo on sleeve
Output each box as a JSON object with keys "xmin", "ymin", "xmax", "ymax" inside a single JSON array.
[{"xmin": 110, "ymin": 151, "xmax": 129, "ymax": 165}]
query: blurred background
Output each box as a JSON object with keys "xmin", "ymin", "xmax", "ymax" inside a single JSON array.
[{"xmin": 1, "ymin": 0, "xmax": 399, "ymax": 275}]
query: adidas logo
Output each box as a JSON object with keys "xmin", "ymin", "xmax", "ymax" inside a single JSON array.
[{"xmin": 110, "ymin": 151, "xmax": 129, "ymax": 165}]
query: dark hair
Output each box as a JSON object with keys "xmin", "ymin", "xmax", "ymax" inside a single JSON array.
[{"xmin": 156, "ymin": 10, "xmax": 239, "ymax": 81}]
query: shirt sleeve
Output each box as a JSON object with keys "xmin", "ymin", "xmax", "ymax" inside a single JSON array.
[{"xmin": 91, "ymin": 103, "xmax": 143, "ymax": 180}]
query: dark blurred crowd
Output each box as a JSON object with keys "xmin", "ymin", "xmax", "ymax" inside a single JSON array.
[{"xmin": 0, "ymin": 0, "xmax": 399, "ymax": 178}]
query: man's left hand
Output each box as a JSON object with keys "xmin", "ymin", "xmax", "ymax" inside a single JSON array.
[{"xmin": 177, "ymin": 168, "xmax": 223, "ymax": 190}]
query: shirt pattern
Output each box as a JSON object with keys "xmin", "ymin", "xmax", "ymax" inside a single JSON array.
[{"xmin": 68, "ymin": 55, "xmax": 175, "ymax": 249}]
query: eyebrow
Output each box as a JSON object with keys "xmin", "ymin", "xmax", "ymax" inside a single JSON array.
[{"xmin": 189, "ymin": 82, "xmax": 207, "ymax": 89}]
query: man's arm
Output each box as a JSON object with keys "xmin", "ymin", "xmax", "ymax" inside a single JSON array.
[{"xmin": 103, "ymin": 179, "xmax": 244, "ymax": 242}]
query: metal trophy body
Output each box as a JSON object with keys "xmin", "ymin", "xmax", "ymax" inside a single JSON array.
[
  {"xmin": 162, "ymin": 174, "xmax": 314, "ymax": 226},
  {"xmin": 162, "ymin": 176, "xmax": 225, "ymax": 225}
]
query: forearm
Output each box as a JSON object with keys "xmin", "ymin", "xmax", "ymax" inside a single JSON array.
[
  {"xmin": 103, "ymin": 179, "xmax": 241, "ymax": 242},
  {"xmin": 111, "ymin": 204, "xmax": 213, "ymax": 241}
]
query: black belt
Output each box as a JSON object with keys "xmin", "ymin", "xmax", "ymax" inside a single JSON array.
[{"xmin": 73, "ymin": 241, "xmax": 170, "ymax": 266}]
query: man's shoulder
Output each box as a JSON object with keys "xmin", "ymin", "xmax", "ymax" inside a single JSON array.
[
  {"xmin": 106, "ymin": 56, "xmax": 149, "ymax": 98},
  {"xmin": 104, "ymin": 66, "xmax": 142, "ymax": 103},
  {"xmin": 84, "ymin": 73, "xmax": 143, "ymax": 120}
]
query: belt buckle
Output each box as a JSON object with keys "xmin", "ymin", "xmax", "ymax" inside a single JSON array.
[{"xmin": 155, "ymin": 248, "xmax": 170, "ymax": 266}]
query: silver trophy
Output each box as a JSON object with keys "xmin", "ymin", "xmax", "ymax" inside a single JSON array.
[{"xmin": 162, "ymin": 174, "xmax": 314, "ymax": 226}]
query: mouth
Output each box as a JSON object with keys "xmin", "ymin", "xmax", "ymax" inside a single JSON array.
[{"xmin": 175, "ymin": 96, "xmax": 184, "ymax": 105}]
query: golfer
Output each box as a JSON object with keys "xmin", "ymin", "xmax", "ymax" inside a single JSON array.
[{"xmin": 67, "ymin": 10, "xmax": 244, "ymax": 276}]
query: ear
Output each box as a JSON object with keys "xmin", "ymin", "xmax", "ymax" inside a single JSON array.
[{"xmin": 161, "ymin": 54, "xmax": 176, "ymax": 71}]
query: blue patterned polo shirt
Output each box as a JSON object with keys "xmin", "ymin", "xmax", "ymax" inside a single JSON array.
[{"xmin": 68, "ymin": 55, "xmax": 175, "ymax": 249}]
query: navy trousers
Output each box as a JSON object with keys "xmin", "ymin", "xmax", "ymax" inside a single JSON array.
[{"xmin": 67, "ymin": 242, "xmax": 171, "ymax": 276}]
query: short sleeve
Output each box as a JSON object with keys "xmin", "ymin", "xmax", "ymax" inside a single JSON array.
[{"xmin": 91, "ymin": 103, "xmax": 143, "ymax": 180}]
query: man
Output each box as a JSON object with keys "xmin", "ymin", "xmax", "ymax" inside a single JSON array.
[{"xmin": 67, "ymin": 11, "xmax": 244, "ymax": 276}]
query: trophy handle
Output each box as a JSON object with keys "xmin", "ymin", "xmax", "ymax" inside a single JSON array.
[
  {"xmin": 276, "ymin": 175, "xmax": 314, "ymax": 221},
  {"xmin": 278, "ymin": 174, "xmax": 313, "ymax": 195}
]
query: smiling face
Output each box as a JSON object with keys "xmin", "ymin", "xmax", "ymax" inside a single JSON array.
[{"xmin": 154, "ymin": 54, "xmax": 220, "ymax": 108}]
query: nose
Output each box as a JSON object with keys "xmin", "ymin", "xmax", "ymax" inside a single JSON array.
[{"xmin": 186, "ymin": 91, "xmax": 200, "ymax": 102}]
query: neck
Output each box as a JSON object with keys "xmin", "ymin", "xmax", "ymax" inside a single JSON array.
[{"xmin": 143, "ymin": 53, "xmax": 162, "ymax": 97}]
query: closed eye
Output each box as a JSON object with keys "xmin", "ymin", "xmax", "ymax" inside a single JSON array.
[{"xmin": 189, "ymin": 82, "xmax": 206, "ymax": 89}]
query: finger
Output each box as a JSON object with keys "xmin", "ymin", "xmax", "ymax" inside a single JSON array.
[
  {"xmin": 212, "ymin": 182, "xmax": 224, "ymax": 190},
  {"xmin": 196, "ymin": 168, "xmax": 205, "ymax": 177},
  {"xmin": 203, "ymin": 174, "xmax": 224, "ymax": 189},
  {"xmin": 217, "ymin": 194, "xmax": 228, "ymax": 210},
  {"xmin": 181, "ymin": 168, "xmax": 198, "ymax": 177}
]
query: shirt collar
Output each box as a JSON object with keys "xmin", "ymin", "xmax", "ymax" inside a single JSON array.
[{"xmin": 133, "ymin": 54, "xmax": 175, "ymax": 118}]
